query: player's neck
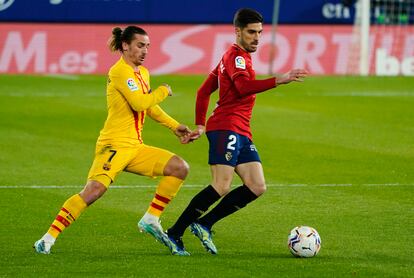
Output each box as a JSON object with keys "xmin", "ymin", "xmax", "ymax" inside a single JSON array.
[
  {"xmin": 235, "ymin": 42, "xmax": 248, "ymax": 53},
  {"xmin": 121, "ymin": 55, "xmax": 140, "ymax": 71}
]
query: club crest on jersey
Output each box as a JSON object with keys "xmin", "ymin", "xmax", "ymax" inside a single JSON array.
[
  {"xmin": 235, "ymin": 56, "xmax": 246, "ymax": 69},
  {"xmin": 225, "ymin": 152, "xmax": 233, "ymax": 161},
  {"xmin": 103, "ymin": 163, "xmax": 111, "ymax": 171},
  {"xmin": 126, "ymin": 78, "xmax": 139, "ymax": 92}
]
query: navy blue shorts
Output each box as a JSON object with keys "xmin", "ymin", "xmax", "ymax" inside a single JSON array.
[{"xmin": 206, "ymin": 130, "xmax": 261, "ymax": 167}]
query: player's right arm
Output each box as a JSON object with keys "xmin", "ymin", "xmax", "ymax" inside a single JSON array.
[
  {"xmin": 110, "ymin": 68, "xmax": 170, "ymax": 112},
  {"xmin": 195, "ymin": 66, "xmax": 219, "ymax": 127},
  {"xmin": 180, "ymin": 66, "xmax": 218, "ymax": 144}
]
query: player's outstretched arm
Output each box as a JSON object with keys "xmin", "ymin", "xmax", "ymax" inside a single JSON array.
[
  {"xmin": 160, "ymin": 83, "xmax": 173, "ymax": 96},
  {"xmin": 276, "ymin": 69, "xmax": 309, "ymax": 85}
]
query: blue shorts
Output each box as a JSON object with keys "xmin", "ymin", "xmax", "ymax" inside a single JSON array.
[{"xmin": 206, "ymin": 130, "xmax": 261, "ymax": 167}]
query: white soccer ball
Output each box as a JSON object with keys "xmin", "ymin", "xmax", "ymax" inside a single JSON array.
[{"xmin": 288, "ymin": 226, "xmax": 321, "ymax": 258}]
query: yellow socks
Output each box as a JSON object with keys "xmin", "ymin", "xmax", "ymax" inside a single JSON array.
[
  {"xmin": 44, "ymin": 177, "xmax": 182, "ymax": 240},
  {"xmin": 147, "ymin": 176, "xmax": 183, "ymax": 217},
  {"xmin": 47, "ymin": 194, "xmax": 87, "ymax": 239}
]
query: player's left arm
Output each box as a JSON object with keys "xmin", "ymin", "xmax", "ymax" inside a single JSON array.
[
  {"xmin": 147, "ymin": 105, "xmax": 191, "ymax": 143},
  {"xmin": 275, "ymin": 69, "xmax": 308, "ymax": 84},
  {"xmin": 234, "ymin": 75, "xmax": 276, "ymax": 96},
  {"xmin": 233, "ymin": 68, "xmax": 308, "ymax": 96}
]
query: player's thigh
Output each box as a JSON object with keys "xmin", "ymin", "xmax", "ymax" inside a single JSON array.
[
  {"xmin": 235, "ymin": 161, "xmax": 266, "ymax": 196},
  {"xmin": 87, "ymin": 144, "xmax": 136, "ymax": 187},
  {"xmin": 125, "ymin": 144, "xmax": 175, "ymax": 177}
]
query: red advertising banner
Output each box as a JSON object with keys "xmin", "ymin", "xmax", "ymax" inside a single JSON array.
[{"xmin": 0, "ymin": 23, "xmax": 413, "ymax": 75}]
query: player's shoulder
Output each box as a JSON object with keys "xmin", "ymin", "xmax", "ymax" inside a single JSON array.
[
  {"xmin": 109, "ymin": 58, "xmax": 134, "ymax": 76},
  {"xmin": 224, "ymin": 44, "xmax": 250, "ymax": 60},
  {"xmin": 138, "ymin": 65, "xmax": 150, "ymax": 76},
  {"xmin": 223, "ymin": 45, "xmax": 249, "ymax": 63},
  {"xmin": 223, "ymin": 44, "xmax": 250, "ymax": 70}
]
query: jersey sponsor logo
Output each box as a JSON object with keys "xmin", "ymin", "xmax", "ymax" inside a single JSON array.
[
  {"xmin": 126, "ymin": 78, "xmax": 139, "ymax": 92},
  {"xmin": 235, "ymin": 56, "xmax": 246, "ymax": 69}
]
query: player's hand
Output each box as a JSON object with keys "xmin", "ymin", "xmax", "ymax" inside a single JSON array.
[
  {"xmin": 174, "ymin": 124, "xmax": 192, "ymax": 144},
  {"xmin": 181, "ymin": 125, "xmax": 205, "ymax": 144},
  {"xmin": 161, "ymin": 83, "xmax": 173, "ymax": 96},
  {"xmin": 277, "ymin": 69, "xmax": 308, "ymax": 85}
]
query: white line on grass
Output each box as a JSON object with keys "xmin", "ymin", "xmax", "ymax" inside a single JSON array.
[
  {"xmin": 0, "ymin": 183, "xmax": 412, "ymax": 189},
  {"xmin": 4, "ymin": 92, "xmax": 70, "ymax": 97},
  {"xmin": 2, "ymin": 92, "xmax": 100, "ymax": 97},
  {"xmin": 45, "ymin": 74, "xmax": 80, "ymax": 80},
  {"xmin": 306, "ymin": 91, "xmax": 413, "ymax": 97}
]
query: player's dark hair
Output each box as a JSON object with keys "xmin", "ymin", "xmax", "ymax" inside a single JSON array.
[
  {"xmin": 233, "ymin": 8, "xmax": 263, "ymax": 28},
  {"xmin": 108, "ymin": 26, "xmax": 147, "ymax": 52}
]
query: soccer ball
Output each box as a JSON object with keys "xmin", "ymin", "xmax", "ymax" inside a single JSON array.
[{"xmin": 288, "ymin": 226, "xmax": 321, "ymax": 258}]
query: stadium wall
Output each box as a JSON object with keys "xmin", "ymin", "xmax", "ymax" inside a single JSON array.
[
  {"xmin": 0, "ymin": 0, "xmax": 356, "ymax": 24},
  {"xmin": 1, "ymin": 23, "xmax": 413, "ymax": 75}
]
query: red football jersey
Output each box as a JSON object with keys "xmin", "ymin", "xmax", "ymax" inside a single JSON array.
[{"xmin": 196, "ymin": 44, "xmax": 276, "ymax": 139}]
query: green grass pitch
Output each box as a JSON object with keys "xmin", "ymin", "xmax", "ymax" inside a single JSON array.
[{"xmin": 0, "ymin": 74, "xmax": 413, "ymax": 277}]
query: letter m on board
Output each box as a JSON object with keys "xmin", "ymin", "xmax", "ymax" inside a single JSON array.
[{"xmin": 0, "ymin": 32, "xmax": 46, "ymax": 73}]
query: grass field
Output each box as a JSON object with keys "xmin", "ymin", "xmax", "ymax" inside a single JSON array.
[{"xmin": 0, "ymin": 74, "xmax": 413, "ymax": 277}]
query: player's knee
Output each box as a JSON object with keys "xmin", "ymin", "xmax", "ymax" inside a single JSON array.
[
  {"xmin": 176, "ymin": 159, "xmax": 190, "ymax": 179},
  {"xmin": 212, "ymin": 182, "xmax": 232, "ymax": 196},
  {"xmin": 80, "ymin": 180, "xmax": 107, "ymax": 205},
  {"xmin": 255, "ymin": 183, "xmax": 267, "ymax": 196},
  {"xmin": 165, "ymin": 156, "xmax": 189, "ymax": 180},
  {"xmin": 246, "ymin": 182, "xmax": 266, "ymax": 196}
]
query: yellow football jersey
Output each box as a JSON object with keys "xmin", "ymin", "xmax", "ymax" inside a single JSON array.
[{"xmin": 97, "ymin": 57, "xmax": 179, "ymax": 146}]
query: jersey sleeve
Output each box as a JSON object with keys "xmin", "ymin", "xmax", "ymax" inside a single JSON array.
[
  {"xmin": 110, "ymin": 67, "xmax": 169, "ymax": 112},
  {"xmin": 224, "ymin": 52, "xmax": 250, "ymax": 81},
  {"xmin": 233, "ymin": 74, "xmax": 276, "ymax": 96},
  {"xmin": 195, "ymin": 66, "xmax": 219, "ymax": 126},
  {"xmin": 147, "ymin": 105, "xmax": 180, "ymax": 131}
]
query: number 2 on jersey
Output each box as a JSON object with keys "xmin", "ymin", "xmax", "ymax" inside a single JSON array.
[{"xmin": 227, "ymin": 135, "xmax": 237, "ymax": 150}]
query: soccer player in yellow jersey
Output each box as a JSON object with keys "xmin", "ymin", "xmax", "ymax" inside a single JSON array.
[{"xmin": 34, "ymin": 26, "xmax": 191, "ymax": 255}]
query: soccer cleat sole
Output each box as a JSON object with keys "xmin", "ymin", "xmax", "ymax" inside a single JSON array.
[{"xmin": 190, "ymin": 223, "xmax": 218, "ymax": 255}]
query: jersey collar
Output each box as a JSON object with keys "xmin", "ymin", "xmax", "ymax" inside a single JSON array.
[{"xmin": 232, "ymin": 44, "xmax": 251, "ymax": 56}]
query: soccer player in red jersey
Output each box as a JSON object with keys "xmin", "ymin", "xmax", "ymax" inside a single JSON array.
[{"xmin": 164, "ymin": 8, "xmax": 308, "ymax": 255}]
